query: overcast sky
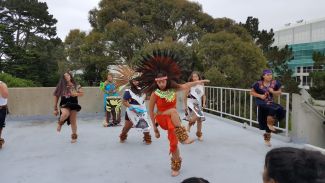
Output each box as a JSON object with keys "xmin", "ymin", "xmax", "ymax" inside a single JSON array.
[{"xmin": 41, "ymin": 0, "xmax": 325, "ymax": 40}]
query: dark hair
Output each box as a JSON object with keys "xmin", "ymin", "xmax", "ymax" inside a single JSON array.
[
  {"xmin": 264, "ymin": 147, "xmax": 325, "ymax": 183},
  {"xmin": 129, "ymin": 79, "xmax": 141, "ymax": 96},
  {"xmin": 181, "ymin": 177, "xmax": 209, "ymax": 183},
  {"xmin": 53, "ymin": 72, "xmax": 77, "ymax": 97},
  {"xmin": 149, "ymin": 72, "xmax": 180, "ymax": 92},
  {"xmin": 188, "ymin": 71, "xmax": 202, "ymax": 82}
]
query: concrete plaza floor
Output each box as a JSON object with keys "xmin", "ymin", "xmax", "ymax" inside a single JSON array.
[{"xmin": 0, "ymin": 113, "xmax": 300, "ymax": 183}]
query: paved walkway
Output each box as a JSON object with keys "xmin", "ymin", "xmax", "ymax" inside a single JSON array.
[{"xmin": 0, "ymin": 113, "xmax": 300, "ymax": 183}]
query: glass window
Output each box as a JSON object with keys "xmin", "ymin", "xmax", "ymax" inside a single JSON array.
[
  {"xmin": 296, "ymin": 76, "xmax": 300, "ymax": 82},
  {"xmin": 307, "ymin": 66, "xmax": 312, "ymax": 73},
  {"xmin": 302, "ymin": 76, "xmax": 311, "ymax": 86},
  {"xmin": 302, "ymin": 66, "xmax": 313, "ymax": 73},
  {"xmin": 297, "ymin": 67, "xmax": 301, "ymax": 73},
  {"xmin": 307, "ymin": 76, "xmax": 311, "ymax": 86}
]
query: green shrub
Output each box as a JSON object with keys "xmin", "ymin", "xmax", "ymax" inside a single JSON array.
[{"xmin": 0, "ymin": 73, "xmax": 38, "ymax": 87}]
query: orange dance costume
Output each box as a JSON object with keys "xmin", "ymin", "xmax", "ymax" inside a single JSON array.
[
  {"xmin": 154, "ymin": 89, "xmax": 178, "ymax": 153},
  {"xmin": 135, "ymin": 49, "xmax": 192, "ymax": 176}
]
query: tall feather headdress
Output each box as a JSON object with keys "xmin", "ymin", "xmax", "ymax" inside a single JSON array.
[{"xmin": 135, "ymin": 49, "xmax": 182, "ymax": 93}]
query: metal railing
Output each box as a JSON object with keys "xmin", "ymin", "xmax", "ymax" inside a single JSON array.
[{"xmin": 204, "ymin": 86, "xmax": 290, "ymax": 136}]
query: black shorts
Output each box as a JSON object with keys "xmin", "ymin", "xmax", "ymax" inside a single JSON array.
[{"xmin": 0, "ymin": 108, "xmax": 7, "ymax": 128}]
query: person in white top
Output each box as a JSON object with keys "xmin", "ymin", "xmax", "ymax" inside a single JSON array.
[
  {"xmin": 0, "ymin": 81, "xmax": 9, "ymax": 149},
  {"xmin": 183, "ymin": 71, "xmax": 206, "ymax": 141}
]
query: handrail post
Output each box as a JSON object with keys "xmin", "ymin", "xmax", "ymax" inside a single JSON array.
[
  {"xmin": 220, "ymin": 88, "xmax": 223, "ymax": 117},
  {"xmin": 285, "ymin": 94, "xmax": 290, "ymax": 136},
  {"xmin": 249, "ymin": 95, "xmax": 253, "ymax": 127}
]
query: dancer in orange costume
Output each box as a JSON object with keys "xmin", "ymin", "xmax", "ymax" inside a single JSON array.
[{"xmin": 135, "ymin": 50, "xmax": 209, "ymax": 177}]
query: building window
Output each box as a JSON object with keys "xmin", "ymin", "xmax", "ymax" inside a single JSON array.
[
  {"xmin": 302, "ymin": 66, "xmax": 313, "ymax": 73},
  {"xmin": 302, "ymin": 76, "xmax": 311, "ymax": 86},
  {"xmin": 296, "ymin": 76, "xmax": 300, "ymax": 83},
  {"xmin": 307, "ymin": 66, "xmax": 312, "ymax": 73},
  {"xmin": 297, "ymin": 67, "xmax": 301, "ymax": 73}
]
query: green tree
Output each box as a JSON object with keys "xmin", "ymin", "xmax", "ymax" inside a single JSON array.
[
  {"xmin": 82, "ymin": 31, "xmax": 115, "ymax": 85},
  {"xmin": 240, "ymin": 16, "xmax": 274, "ymax": 52},
  {"xmin": 312, "ymin": 51, "xmax": 325, "ymax": 70},
  {"xmin": 204, "ymin": 66, "xmax": 227, "ymax": 87},
  {"xmin": 309, "ymin": 52, "xmax": 325, "ymax": 99},
  {"xmin": 62, "ymin": 29, "xmax": 86, "ymax": 71},
  {"xmin": 239, "ymin": 16, "xmax": 260, "ymax": 40},
  {"xmin": 241, "ymin": 16, "xmax": 298, "ymax": 93},
  {"xmin": 214, "ymin": 18, "xmax": 252, "ymax": 42},
  {"xmin": 88, "ymin": 0, "xmax": 215, "ymax": 64},
  {"xmin": 0, "ymin": 0, "xmax": 62, "ymax": 86},
  {"xmin": 0, "ymin": 23, "xmax": 15, "ymax": 65},
  {"xmin": 83, "ymin": 0, "xmax": 259, "ymax": 85},
  {"xmin": 0, "ymin": 73, "xmax": 37, "ymax": 87},
  {"xmin": 266, "ymin": 46, "xmax": 300, "ymax": 93},
  {"xmin": 63, "ymin": 30, "xmax": 115, "ymax": 85},
  {"xmin": 196, "ymin": 32, "xmax": 267, "ymax": 88}
]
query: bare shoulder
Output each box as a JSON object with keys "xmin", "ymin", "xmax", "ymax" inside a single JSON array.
[{"xmin": 150, "ymin": 92, "xmax": 156, "ymax": 98}]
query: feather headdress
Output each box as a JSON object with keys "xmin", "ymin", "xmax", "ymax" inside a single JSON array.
[
  {"xmin": 135, "ymin": 49, "xmax": 182, "ymax": 93},
  {"xmin": 112, "ymin": 65, "xmax": 140, "ymax": 89}
]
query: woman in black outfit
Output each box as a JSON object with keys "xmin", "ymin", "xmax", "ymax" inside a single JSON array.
[
  {"xmin": 53, "ymin": 72, "xmax": 83, "ymax": 143},
  {"xmin": 250, "ymin": 69, "xmax": 285, "ymax": 147}
]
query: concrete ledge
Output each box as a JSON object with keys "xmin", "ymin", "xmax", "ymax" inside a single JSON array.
[
  {"xmin": 7, "ymin": 87, "xmax": 105, "ymax": 116},
  {"xmin": 304, "ymin": 144, "xmax": 325, "ymax": 155}
]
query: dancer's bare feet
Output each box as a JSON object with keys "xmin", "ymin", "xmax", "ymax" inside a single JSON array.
[
  {"xmin": 171, "ymin": 170, "xmax": 180, "ymax": 177},
  {"xmin": 119, "ymin": 133, "xmax": 127, "ymax": 143},
  {"xmin": 265, "ymin": 140, "xmax": 271, "ymax": 147},
  {"xmin": 196, "ymin": 131, "xmax": 203, "ymax": 141},
  {"xmin": 71, "ymin": 134, "xmax": 78, "ymax": 143},
  {"xmin": 263, "ymin": 133, "xmax": 271, "ymax": 147},
  {"xmin": 198, "ymin": 136, "xmax": 203, "ymax": 141},
  {"xmin": 0, "ymin": 138, "xmax": 4, "ymax": 149},
  {"xmin": 103, "ymin": 120, "xmax": 109, "ymax": 127},
  {"xmin": 57, "ymin": 123, "xmax": 62, "ymax": 132},
  {"xmin": 182, "ymin": 137, "xmax": 194, "ymax": 144},
  {"xmin": 71, "ymin": 139, "xmax": 77, "ymax": 143},
  {"xmin": 171, "ymin": 157, "xmax": 182, "ymax": 177}
]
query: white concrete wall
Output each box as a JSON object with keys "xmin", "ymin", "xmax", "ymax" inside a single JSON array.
[
  {"xmin": 291, "ymin": 93, "xmax": 325, "ymax": 148},
  {"xmin": 7, "ymin": 87, "xmax": 105, "ymax": 116},
  {"xmin": 7, "ymin": 87, "xmax": 186, "ymax": 116}
]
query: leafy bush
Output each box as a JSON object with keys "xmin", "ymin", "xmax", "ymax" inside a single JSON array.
[
  {"xmin": 0, "ymin": 73, "xmax": 38, "ymax": 87},
  {"xmin": 309, "ymin": 71, "xmax": 325, "ymax": 100}
]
